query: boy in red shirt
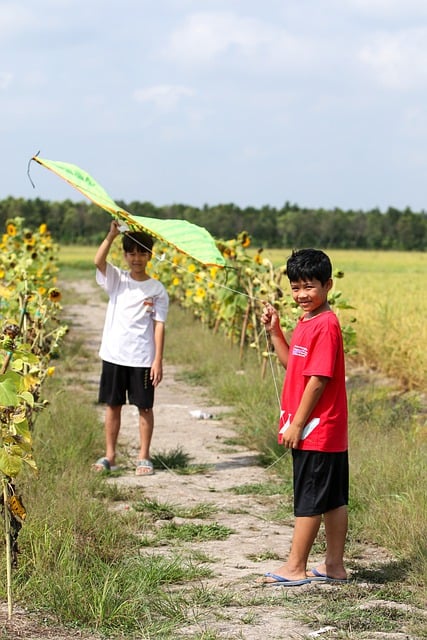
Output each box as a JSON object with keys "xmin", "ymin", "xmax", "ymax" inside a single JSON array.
[{"xmin": 260, "ymin": 249, "xmax": 349, "ymax": 586}]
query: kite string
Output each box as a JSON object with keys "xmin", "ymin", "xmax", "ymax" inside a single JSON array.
[{"xmin": 122, "ymin": 229, "xmax": 285, "ymax": 306}]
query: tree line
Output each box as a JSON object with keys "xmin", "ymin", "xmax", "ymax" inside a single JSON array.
[{"xmin": 1, "ymin": 196, "xmax": 426, "ymax": 250}]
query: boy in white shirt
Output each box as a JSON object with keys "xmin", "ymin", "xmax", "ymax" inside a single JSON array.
[{"xmin": 93, "ymin": 220, "xmax": 169, "ymax": 476}]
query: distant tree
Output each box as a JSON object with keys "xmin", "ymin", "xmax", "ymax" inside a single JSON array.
[{"xmin": 1, "ymin": 197, "xmax": 426, "ymax": 250}]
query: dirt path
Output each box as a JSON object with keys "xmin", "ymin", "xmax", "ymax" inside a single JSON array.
[{"xmin": 64, "ymin": 279, "xmax": 325, "ymax": 638}]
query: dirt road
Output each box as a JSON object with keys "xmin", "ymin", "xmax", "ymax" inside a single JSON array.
[{"xmin": 65, "ymin": 279, "xmax": 322, "ymax": 638}]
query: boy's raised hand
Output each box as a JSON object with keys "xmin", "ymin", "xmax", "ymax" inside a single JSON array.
[
  {"xmin": 261, "ymin": 302, "xmax": 280, "ymax": 334},
  {"xmin": 108, "ymin": 219, "xmax": 121, "ymax": 238}
]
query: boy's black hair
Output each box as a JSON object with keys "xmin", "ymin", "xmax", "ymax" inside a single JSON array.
[
  {"xmin": 286, "ymin": 249, "xmax": 332, "ymax": 285},
  {"xmin": 122, "ymin": 231, "xmax": 154, "ymax": 254}
]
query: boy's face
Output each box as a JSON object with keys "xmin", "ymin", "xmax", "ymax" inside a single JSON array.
[
  {"xmin": 124, "ymin": 248, "xmax": 151, "ymax": 276},
  {"xmin": 290, "ymin": 277, "xmax": 332, "ymax": 316}
]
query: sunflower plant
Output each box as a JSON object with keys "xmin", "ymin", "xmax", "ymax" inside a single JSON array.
[
  {"xmin": 158, "ymin": 230, "xmax": 356, "ymax": 365},
  {"xmin": 0, "ymin": 218, "xmax": 68, "ymax": 617}
]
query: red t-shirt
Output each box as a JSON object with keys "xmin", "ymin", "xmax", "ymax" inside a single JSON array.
[{"xmin": 278, "ymin": 310, "xmax": 348, "ymax": 452}]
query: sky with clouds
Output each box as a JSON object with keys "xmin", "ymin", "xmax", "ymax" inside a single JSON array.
[{"xmin": 1, "ymin": 0, "xmax": 427, "ymax": 211}]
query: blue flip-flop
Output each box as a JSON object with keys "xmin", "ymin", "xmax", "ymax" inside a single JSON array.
[
  {"xmin": 308, "ymin": 567, "xmax": 349, "ymax": 583},
  {"xmin": 262, "ymin": 572, "xmax": 311, "ymax": 587},
  {"xmin": 93, "ymin": 457, "xmax": 111, "ymax": 472},
  {"xmin": 92, "ymin": 457, "xmax": 120, "ymax": 472}
]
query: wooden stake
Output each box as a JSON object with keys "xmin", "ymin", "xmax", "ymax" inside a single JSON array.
[{"xmin": 3, "ymin": 480, "xmax": 13, "ymax": 619}]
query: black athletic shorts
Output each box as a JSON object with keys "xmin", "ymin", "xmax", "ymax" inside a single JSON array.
[
  {"xmin": 98, "ymin": 361, "xmax": 154, "ymax": 409},
  {"xmin": 292, "ymin": 449, "xmax": 349, "ymax": 517}
]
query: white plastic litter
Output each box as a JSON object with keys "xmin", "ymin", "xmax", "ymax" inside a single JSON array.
[{"xmin": 189, "ymin": 410, "xmax": 213, "ymax": 419}]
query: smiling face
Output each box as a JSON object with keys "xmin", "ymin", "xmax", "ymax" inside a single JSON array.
[
  {"xmin": 290, "ymin": 277, "xmax": 332, "ymax": 318},
  {"xmin": 124, "ymin": 248, "xmax": 151, "ymax": 280}
]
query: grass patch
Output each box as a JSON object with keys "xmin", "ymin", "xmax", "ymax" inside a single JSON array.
[
  {"xmin": 151, "ymin": 446, "xmax": 214, "ymax": 475},
  {"xmin": 151, "ymin": 446, "xmax": 192, "ymax": 469},
  {"xmin": 230, "ymin": 480, "xmax": 292, "ymax": 496},
  {"xmin": 294, "ymin": 583, "xmax": 427, "ymax": 637},
  {"xmin": 140, "ymin": 522, "xmax": 234, "ymax": 546},
  {"xmin": 133, "ymin": 497, "xmax": 217, "ymax": 521},
  {"xmin": 247, "ymin": 550, "xmax": 281, "ymax": 562},
  {"xmin": 348, "ymin": 386, "xmax": 427, "ymax": 586}
]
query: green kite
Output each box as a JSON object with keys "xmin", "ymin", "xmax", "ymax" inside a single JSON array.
[{"xmin": 31, "ymin": 157, "xmax": 226, "ymax": 267}]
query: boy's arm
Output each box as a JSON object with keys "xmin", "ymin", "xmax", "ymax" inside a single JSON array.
[
  {"xmin": 282, "ymin": 375, "xmax": 329, "ymax": 448},
  {"xmin": 94, "ymin": 221, "xmax": 120, "ymax": 275},
  {"xmin": 150, "ymin": 321, "xmax": 165, "ymax": 387},
  {"xmin": 261, "ymin": 302, "xmax": 289, "ymax": 367}
]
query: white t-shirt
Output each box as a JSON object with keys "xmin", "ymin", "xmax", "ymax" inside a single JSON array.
[{"xmin": 96, "ymin": 263, "xmax": 169, "ymax": 367}]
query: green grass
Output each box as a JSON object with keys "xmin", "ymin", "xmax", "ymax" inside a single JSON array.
[
  {"xmin": 229, "ymin": 480, "xmax": 292, "ymax": 496},
  {"xmin": 7, "ymin": 411, "xmax": 204, "ymax": 636},
  {"xmin": 133, "ymin": 497, "xmax": 217, "ymax": 520},
  {"xmin": 151, "ymin": 448, "xmax": 214, "ymax": 475},
  {"xmin": 140, "ymin": 522, "xmax": 234, "ymax": 547},
  {"xmin": 2, "ymin": 347, "xmax": 214, "ymax": 637},
  {"xmin": 151, "ymin": 445, "xmax": 192, "ymax": 469},
  {"xmin": 58, "ymin": 244, "xmax": 95, "ymax": 272}
]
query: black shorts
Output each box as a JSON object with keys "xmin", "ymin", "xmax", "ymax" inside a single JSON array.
[
  {"xmin": 292, "ymin": 449, "xmax": 349, "ymax": 517},
  {"xmin": 98, "ymin": 361, "xmax": 154, "ymax": 409}
]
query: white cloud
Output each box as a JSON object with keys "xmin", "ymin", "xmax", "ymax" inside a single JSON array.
[
  {"xmin": 133, "ymin": 84, "xmax": 195, "ymax": 112},
  {"xmin": 359, "ymin": 28, "xmax": 427, "ymax": 89},
  {"xmin": 0, "ymin": 72, "xmax": 12, "ymax": 89},
  {"xmin": 164, "ymin": 11, "xmax": 314, "ymax": 71}
]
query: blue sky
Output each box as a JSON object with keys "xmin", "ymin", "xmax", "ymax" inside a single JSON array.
[{"xmin": 1, "ymin": 0, "xmax": 427, "ymax": 211}]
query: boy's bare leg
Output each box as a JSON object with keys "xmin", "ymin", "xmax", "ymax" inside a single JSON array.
[
  {"xmin": 137, "ymin": 407, "xmax": 154, "ymax": 462},
  {"xmin": 260, "ymin": 515, "xmax": 321, "ymax": 582},
  {"xmin": 313, "ymin": 505, "xmax": 348, "ymax": 580},
  {"xmin": 105, "ymin": 404, "xmax": 122, "ymax": 466}
]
